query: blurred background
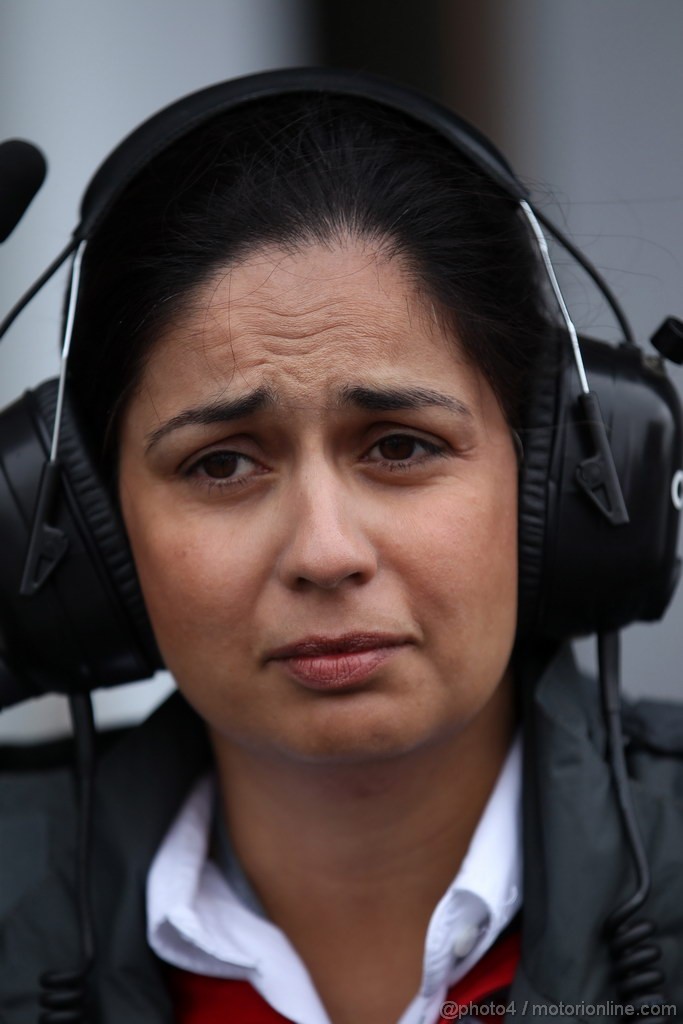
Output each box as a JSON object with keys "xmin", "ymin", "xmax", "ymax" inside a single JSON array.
[{"xmin": 1, "ymin": 0, "xmax": 681, "ymax": 739}]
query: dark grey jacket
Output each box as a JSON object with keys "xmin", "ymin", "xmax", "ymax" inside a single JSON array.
[{"xmin": 1, "ymin": 646, "xmax": 682, "ymax": 1023}]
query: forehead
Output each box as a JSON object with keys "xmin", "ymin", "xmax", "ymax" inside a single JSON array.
[{"xmin": 137, "ymin": 241, "xmax": 476, "ymax": 410}]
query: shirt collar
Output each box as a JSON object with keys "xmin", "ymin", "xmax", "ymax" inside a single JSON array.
[
  {"xmin": 147, "ymin": 734, "xmax": 522, "ymax": 1024},
  {"xmin": 419, "ymin": 733, "xmax": 522, "ymax": 1001}
]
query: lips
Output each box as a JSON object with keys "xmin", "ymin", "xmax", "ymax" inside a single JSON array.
[
  {"xmin": 267, "ymin": 632, "xmax": 408, "ymax": 659},
  {"xmin": 266, "ymin": 633, "xmax": 410, "ymax": 690}
]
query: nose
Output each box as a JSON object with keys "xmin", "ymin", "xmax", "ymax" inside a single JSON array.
[{"xmin": 276, "ymin": 466, "xmax": 378, "ymax": 591}]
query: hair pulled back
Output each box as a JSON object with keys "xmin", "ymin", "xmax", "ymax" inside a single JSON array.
[{"xmin": 68, "ymin": 91, "xmax": 550, "ymax": 467}]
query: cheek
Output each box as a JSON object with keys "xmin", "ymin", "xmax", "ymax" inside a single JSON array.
[
  {"xmin": 121, "ymin": 500, "xmax": 266, "ymax": 668},
  {"xmin": 412, "ymin": 476, "xmax": 517, "ymax": 593},
  {"xmin": 410, "ymin": 473, "xmax": 518, "ymax": 652}
]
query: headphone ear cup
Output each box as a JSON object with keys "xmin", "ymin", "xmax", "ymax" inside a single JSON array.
[
  {"xmin": 0, "ymin": 379, "xmax": 161, "ymax": 700},
  {"xmin": 517, "ymin": 335, "xmax": 683, "ymax": 639}
]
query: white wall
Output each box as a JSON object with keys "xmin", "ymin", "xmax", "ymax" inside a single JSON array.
[{"xmin": 0, "ymin": 0, "xmax": 314, "ymax": 738}]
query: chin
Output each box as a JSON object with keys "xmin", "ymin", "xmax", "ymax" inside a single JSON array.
[{"xmin": 256, "ymin": 695, "xmax": 465, "ymax": 768}]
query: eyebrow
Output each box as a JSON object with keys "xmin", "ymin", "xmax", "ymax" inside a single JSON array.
[
  {"xmin": 144, "ymin": 383, "xmax": 472, "ymax": 453},
  {"xmin": 337, "ymin": 385, "xmax": 472, "ymax": 418},
  {"xmin": 144, "ymin": 386, "xmax": 277, "ymax": 453}
]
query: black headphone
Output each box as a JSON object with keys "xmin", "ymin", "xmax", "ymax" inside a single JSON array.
[{"xmin": 0, "ymin": 67, "xmax": 682, "ymax": 709}]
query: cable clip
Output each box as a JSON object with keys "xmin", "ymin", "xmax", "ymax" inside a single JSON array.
[
  {"xmin": 20, "ymin": 460, "xmax": 69, "ymax": 596},
  {"xmin": 575, "ymin": 392, "xmax": 629, "ymax": 525}
]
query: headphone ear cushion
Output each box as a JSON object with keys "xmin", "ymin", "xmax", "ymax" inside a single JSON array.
[
  {"xmin": 518, "ymin": 332, "xmax": 683, "ymax": 639},
  {"xmin": 517, "ymin": 335, "xmax": 564, "ymax": 636},
  {"xmin": 30, "ymin": 379, "xmax": 161, "ymax": 672}
]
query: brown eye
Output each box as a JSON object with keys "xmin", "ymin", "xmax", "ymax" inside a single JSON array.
[
  {"xmin": 201, "ymin": 452, "xmax": 240, "ymax": 478},
  {"xmin": 378, "ymin": 435, "xmax": 418, "ymax": 461},
  {"xmin": 183, "ymin": 448, "xmax": 265, "ymax": 490},
  {"xmin": 365, "ymin": 433, "xmax": 447, "ymax": 472}
]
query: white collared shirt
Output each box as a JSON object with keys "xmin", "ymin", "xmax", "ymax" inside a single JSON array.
[{"xmin": 147, "ymin": 736, "xmax": 522, "ymax": 1024}]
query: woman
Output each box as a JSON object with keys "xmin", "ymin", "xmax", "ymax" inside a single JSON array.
[{"xmin": 0, "ymin": 70, "xmax": 681, "ymax": 1024}]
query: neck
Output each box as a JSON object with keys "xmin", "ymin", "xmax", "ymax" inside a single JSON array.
[{"xmin": 208, "ymin": 675, "xmax": 516, "ymax": 1024}]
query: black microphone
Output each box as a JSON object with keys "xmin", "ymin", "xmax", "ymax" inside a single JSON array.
[{"xmin": 0, "ymin": 139, "xmax": 46, "ymax": 242}]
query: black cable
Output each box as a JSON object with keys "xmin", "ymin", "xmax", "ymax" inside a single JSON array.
[
  {"xmin": 38, "ymin": 692, "xmax": 96, "ymax": 1023},
  {"xmin": 534, "ymin": 207, "xmax": 637, "ymax": 347},
  {"xmin": 598, "ymin": 631, "xmax": 666, "ymax": 1014}
]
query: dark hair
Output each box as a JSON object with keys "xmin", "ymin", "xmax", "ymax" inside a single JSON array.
[{"xmin": 68, "ymin": 92, "xmax": 550, "ymax": 468}]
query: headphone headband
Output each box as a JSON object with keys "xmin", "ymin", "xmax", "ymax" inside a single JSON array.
[{"xmin": 77, "ymin": 67, "xmax": 528, "ymax": 240}]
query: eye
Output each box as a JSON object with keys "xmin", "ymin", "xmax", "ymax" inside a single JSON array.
[
  {"xmin": 376, "ymin": 436, "xmax": 423, "ymax": 461},
  {"xmin": 365, "ymin": 433, "xmax": 447, "ymax": 470},
  {"xmin": 199, "ymin": 452, "xmax": 247, "ymax": 479},
  {"xmin": 183, "ymin": 449, "xmax": 264, "ymax": 488}
]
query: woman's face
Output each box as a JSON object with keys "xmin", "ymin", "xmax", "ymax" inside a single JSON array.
[{"xmin": 118, "ymin": 241, "xmax": 519, "ymax": 765}]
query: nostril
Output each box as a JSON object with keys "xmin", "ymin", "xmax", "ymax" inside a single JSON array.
[{"xmin": 280, "ymin": 523, "xmax": 377, "ymax": 591}]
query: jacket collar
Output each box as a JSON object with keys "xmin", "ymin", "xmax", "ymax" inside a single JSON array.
[
  {"xmin": 7, "ymin": 647, "xmax": 672, "ymax": 1022},
  {"xmin": 88, "ymin": 691, "xmax": 211, "ymax": 1022},
  {"xmin": 513, "ymin": 643, "xmax": 638, "ymax": 1017}
]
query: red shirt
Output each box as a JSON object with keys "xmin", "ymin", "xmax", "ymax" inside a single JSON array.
[{"xmin": 167, "ymin": 926, "xmax": 520, "ymax": 1023}]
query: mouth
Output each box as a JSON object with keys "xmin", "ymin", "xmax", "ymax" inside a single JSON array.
[{"xmin": 266, "ymin": 633, "xmax": 411, "ymax": 691}]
